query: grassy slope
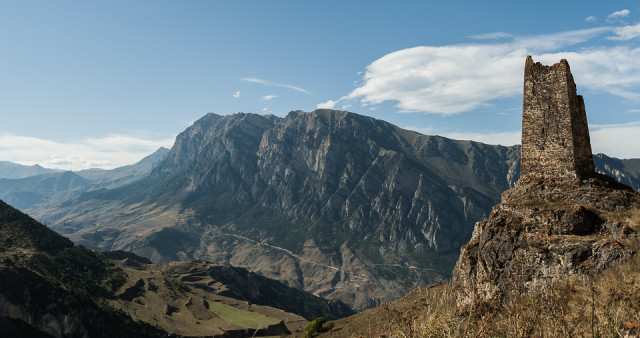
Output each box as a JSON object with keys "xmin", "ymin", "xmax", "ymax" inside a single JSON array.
[
  {"xmin": 206, "ymin": 300, "xmax": 280, "ymax": 329},
  {"xmin": 322, "ymin": 209, "xmax": 640, "ymax": 337},
  {"xmin": 106, "ymin": 260, "xmax": 309, "ymax": 336}
]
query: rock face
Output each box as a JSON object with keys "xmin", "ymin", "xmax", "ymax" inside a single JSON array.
[
  {"xmin": 35, "ymin": 110, "xmax": 520, "ymax": 310},
  {"xmin": 452, "ymin": 57, "xmax": 640, "ymax": 310},
  {"xmin": 521, "ymin": 56, "xmax": 594, "ymax": 180}
]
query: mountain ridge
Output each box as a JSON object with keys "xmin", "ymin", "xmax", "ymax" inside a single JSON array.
[
  {"xmin": 0, "ymin": 147, "xmax": 169, "ymax": 211},
  {"xmin": 31, "ymin": 110, "xmax": 521, "ymax": 309},
  {"xmin": 0, "ymin": 161, "xmax": 59, "ymax": 179},
  {"xmin": 19, "ymin": 109, "xmax": 640, "ymax": 310}
]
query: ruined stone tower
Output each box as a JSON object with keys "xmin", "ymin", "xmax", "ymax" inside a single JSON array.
[{"xmin": 520, "ymin": 56, "xmax": 595, "ymax": 180}]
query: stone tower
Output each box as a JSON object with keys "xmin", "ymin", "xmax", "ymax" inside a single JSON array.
[{"xmin": 520, "ymin": 56, "xmax": 595, "ymax": 180}]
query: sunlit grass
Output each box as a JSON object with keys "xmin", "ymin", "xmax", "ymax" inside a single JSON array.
[{"xmin": 206, "ymin": 300, "xmax": 280, "ymax": 329}]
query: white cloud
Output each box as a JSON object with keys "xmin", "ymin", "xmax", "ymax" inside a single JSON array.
[
  {"xmin": 585, "ymin": 16, "xmax": 597, "ymax": 22},
  {"xmin": 609, "ymin": 23, "xmax": 640, "ymax": 40},
  {"xmin": 590, "ymin": 121, "xmax": 640, "ymax": 158},
  {"xmin": 468, "ymin": 32, "xmax": 513, "ymax": 40},
  {"xmin": 628, "ymin": 109, "xmax": 640, "ymax": 113},
  {"xmin": 537, "ymin": 47, "xmax": 640, "ymax": 97},
  {"xmin": 261, "ymin": 95, "xmax": 277, "ymax": 101},
  {"xmin": 241, "ymin": 77, "xmax": 311, "ymax": 95},
  {"xmin": 0, "ymin": 133, "xmax": 175, "ymax": 171},
  {"xmin": 316, "ymin": 99, "xmax": 338, "ymax": 109},
  {"xmin": 345, "ymin": 44, "xmax": 524, "ymax": 114},
  {"xmin": 233, "ymin": 91, "xmax": 240, "ymax": 98},
  {"xmin": 607, "ymin": 9, "xmax": 630, "ymax": 22},
  {"xmin": 318, "ymin": 25, "xmax": 640, "ymax": 115}
]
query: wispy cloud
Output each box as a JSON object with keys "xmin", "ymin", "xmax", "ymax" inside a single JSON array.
[
  {"xmin": 241, "ymin": 77, "xmax": 311, "ymax": 95},
  {"xmin": 609, "ymin": 23, "xmax": 640, "ymax": 40},
  {"xmin": 511, "ymin": 27, "xmax": 611, "ymax": 51},
  {"xmin": 607, "ymin": 9, "xmax": 630, "ymax": 22},
  {"xmin": 0, "ymin": 133, "xmax": 175, "ymax": 171},
  {"xmin": 261, "ymin": 95, "xmax": 277, "ymax": 101},
  {"xmin": 585, "ymin": 16, "xmax": 597, "ymax": 22},
  {"xmin": 468, "ymin": 32, "xmax": 513, "ymax": 40},
  {"xmin": 233, "ymin": 91, "xmax": 240, "ymax": 98},
  {"xmin": 318, "ymin": 24, "xmax": 640, "ymax": 115}
]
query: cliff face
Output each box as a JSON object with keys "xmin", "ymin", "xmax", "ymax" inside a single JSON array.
[
  {"xmin": 149, "ymin": 110, "xmax": 517, "ymax": 254},
  {"xmin": 452, "ymin": 175, "xmax": 640, "ymax": 309},
  {"xmin": 37, "ymin": 109, "xmax": 520, "ymax": 310}
]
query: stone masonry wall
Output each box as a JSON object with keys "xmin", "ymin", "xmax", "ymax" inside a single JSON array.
[{"xmin": 520, "ymin": 56, "xmax": 595, "ymax": 179}]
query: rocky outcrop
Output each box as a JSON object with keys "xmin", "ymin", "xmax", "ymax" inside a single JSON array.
[
  {"xmin": 452, "ymin": 57, "xmax": 640, "ymax": 310},
  {"xmin": 452, "ymin": 175, "xmax": 640, "ymax": 309}
]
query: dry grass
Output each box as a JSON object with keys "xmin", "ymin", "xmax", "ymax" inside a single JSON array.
[
  {"xmin": 324, "ymin": 209, "xmax": 640, "ymax": 337},
  {"xmin": 381, "ymin": 286, "xmax": 458, "ymax": 338}
]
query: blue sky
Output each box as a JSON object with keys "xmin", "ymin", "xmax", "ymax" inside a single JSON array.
[{"xmin": 1, "ymin": 1, "xmax": 640, "ymax": 170}]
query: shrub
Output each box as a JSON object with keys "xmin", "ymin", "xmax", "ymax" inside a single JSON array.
[{"xmin": 303, "ymin": 317, "xmax": 334, "ymax": 337}]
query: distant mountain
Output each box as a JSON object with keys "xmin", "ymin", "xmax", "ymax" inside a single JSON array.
[
  {"xmin": 0, "ymin": 171, "xmax": 91, "ymax": 210},
  {"xmin": 34, "ymin": 110, "xmax": 523, "ymax": 310},
  {"xmin": 594, "ymin": 153, "xmax": 640, "ymax": 191},
  {"xmin": 0, "ymin": 147, "xmax": 169, "ymax": 211},
  {"xmin": 0, "ymin": 161, "xmax": 59, "ymax": 179},
  {"xmin": 0, "ymin": 198, "xmax": 352, "ymax": 337},
  {"xmin": 76, "ymin": 147, "xmax": 170, "ymax": 189}
]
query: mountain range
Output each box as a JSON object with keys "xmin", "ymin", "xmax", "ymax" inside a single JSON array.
[
  {"xmin": 7, "ymin": 109, "xmax": 640, "ymax": 311},
  {"xmin": 0, "ymin": 148, "xmax": 168, "ymax": 210},
  {"xmin": 0, "ymin": 161, "xmax": 59, "ymax": 179}
]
